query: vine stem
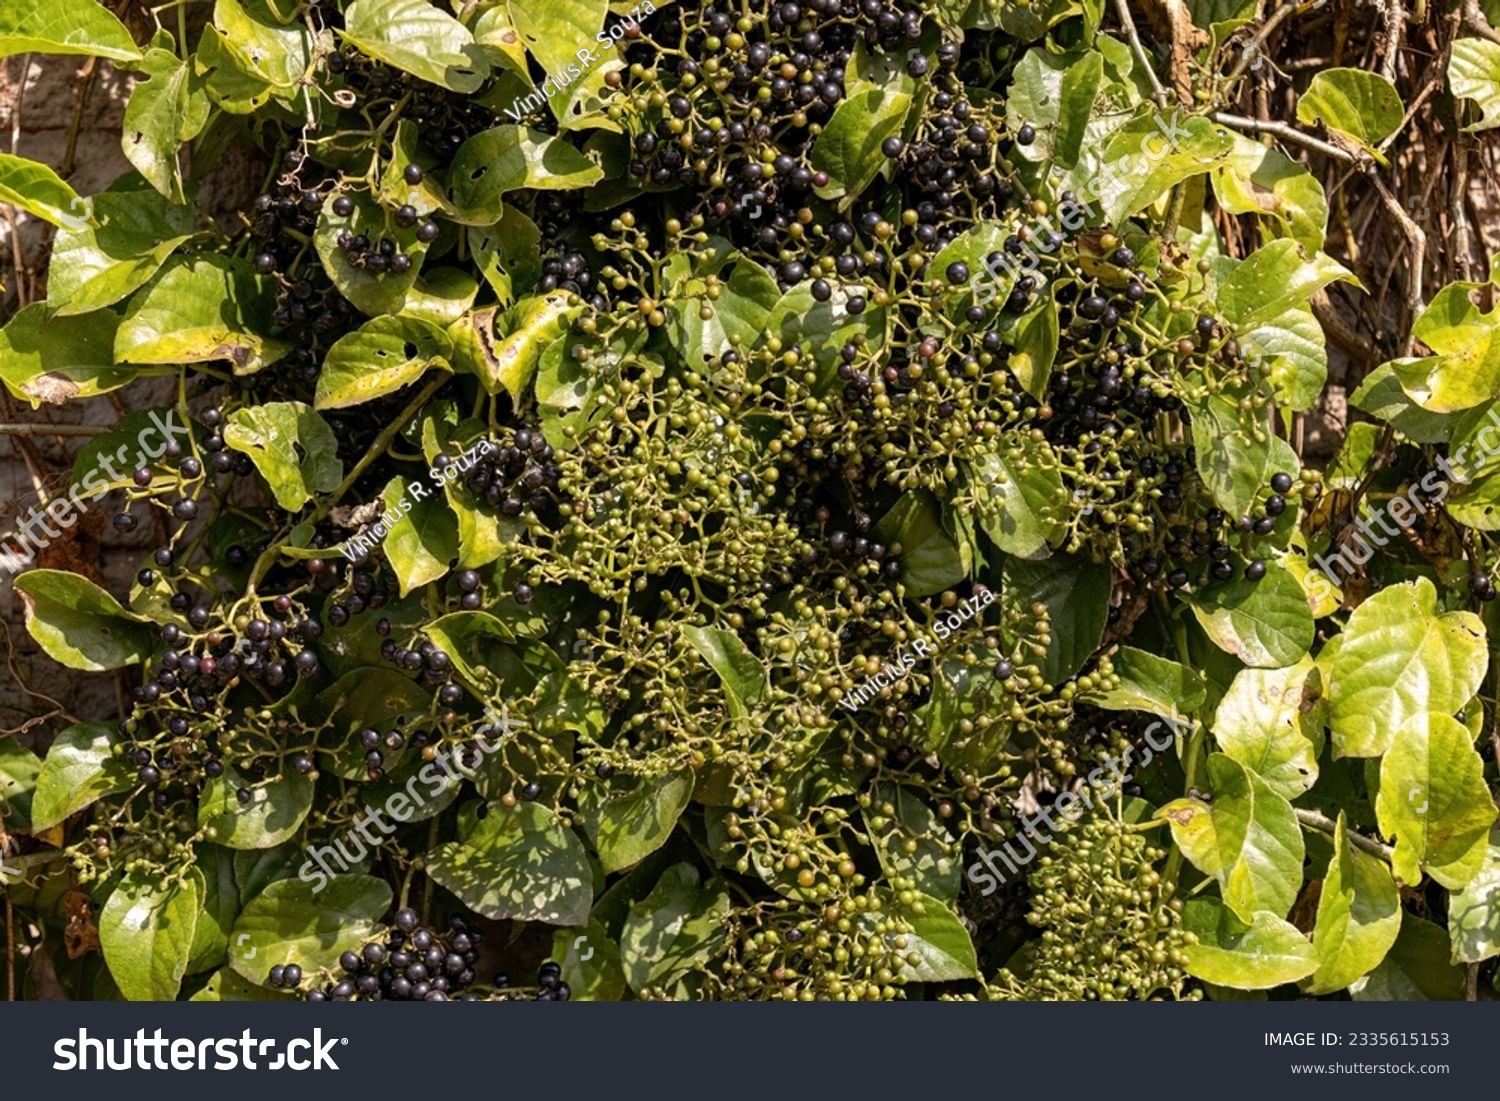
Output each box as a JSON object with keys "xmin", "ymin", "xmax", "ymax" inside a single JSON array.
[
  {"xmin": 1209, "ymin": 111, "xmax": 1360, "ymax": 164},
  {"xmin": 1111, "ymin": 0, "xmax": 1169, "ymax": 107},
  {"xmin": 1294, "ymin": 809, "xmax": 1396, "ymax": 862}
]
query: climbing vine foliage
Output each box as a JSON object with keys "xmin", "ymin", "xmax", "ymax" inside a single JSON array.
[{"xmin": 2, "ymin": 0, "xmax": 1500, "ymax": 1002}]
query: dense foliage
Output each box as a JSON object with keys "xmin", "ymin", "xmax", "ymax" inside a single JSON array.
[{"xmin": 5, "ymin": 0, "xmax": 1500, "ymax": 1002}]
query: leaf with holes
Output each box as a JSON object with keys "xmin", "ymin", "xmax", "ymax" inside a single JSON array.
[
  {"xmin": 341, "ymin": 0, "xmax": 485, "ymax": 92},
  {"xmin": 122, "ymin": 48, "xmax": 209, "ymax": 203},
  {"xmin": 316, "ymin": 315, "xmax": 452, "ymax": 410},
  {"xmin": 446, "ymin": 126, "xmax": 604, "ymax": 226},
  {"xmin": 224, "ymin": 401, "xmax": 342, "ymax": 511},
  {"xmin": 116, "ymin": 255, "xmax": 291, "ymax": 373}
]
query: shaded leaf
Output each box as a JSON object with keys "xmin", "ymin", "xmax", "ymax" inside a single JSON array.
[{"xmin": 425, "ymin": 801, "xmax": 592, "ymax": 925}]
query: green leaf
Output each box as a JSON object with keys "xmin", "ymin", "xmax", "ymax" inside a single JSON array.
[
  {"xmin": 1185, "ymin": 566, "xmax": 1315, "ymax": 668},
  {"xmin": 315, "ymin": 668, "xmax": 429, "ymax": 781},
  {"xmin": 1157, "ymin": 753, "xmax": 1304, "ymax": 921},
  {"xmin": 875, "ymin": 490, "xmax": 967, "ymax": 596},
  {"xmin": 1218, "ymin": 239, "xmax": 1358, "ymax": 336},
  {"xmin": 1188, "ymin": 387, "xmax": 1300, "ymax": 519},
  {"xmin": 446, "ymin": 125, "xmax": 604, "ymax": 225},
  {"xmin": 200, "ymin": 766, "xmax": 316, "ymax": 850},
  {"xmin": 426, "ymin": 801, "xmax": 593, "ymax": 925},
  {"xmin": 680, "ymin": 624, "xmax": 769, "ymax": 720},
  {"xmin": 1183, "ymin": 905, "xmax": 1318, "ymax": 989},
  {"xmin": 14, "ymin": 570, "xmax": 152, "ymax": 672},
  {"xmin": 585, "ymin": 771, "xmax": 695, "ymax": 873},
  {"xmin": 0, "ymin": 0, "xmax": 141, "ymax": 61},
  {"xmin": 1005, "ymin": 49, "xmax": 1104, "ymax": 171},
  {"xmin": 1000, "ymin": 553, "xmax": 1111, "ymax": 684},
  {"xmin": 1450, "ymin": 38, "xmax": 1500, "ymax": 132},
  {"xmin": 187, "ymin": 844, "xmax": 239, "ymax": 974},
  {"xmin": 224, "ymin": 401, "xmax": 342, "ymax": 511},
  {"xmin": 969, "ymin": 436, "xmax": 1066, "ymax": 561},
  {"xmin": 193, "ymin": 23, "xmax": 279, "ymax": 115},
  {"xmin": 1323, "ymin": 578, "xmax": 1487, "ymax": 758},
  {"xmin": 1449, "ymin": 833, "xmax": 1500, "ymax": 963},
  {"xmin": 0, "ymin": 153, "xmax": 89, "ymax": 230},
  {"xmin": 1376, "ymin": 711, "xmax": 1496, "ymax": 889},
  {"xmin": 341, "ymin": 0, "xmax": 485, "ymax": 93},
  {"xmin": 467, "ymin": 208, "xmax": 541, "ymax": 305},
  {"xmin": 1212, "ymin": 657, "xmax": 1322, "ymax": 798},
  {"xmin": 1352, "ymin": 912, "xmax": 1465, "ymax": 1000},
  {"xmin": 1348, "ymin": 362, "xmax": 1456, "ymax": 443},
  {"xmin": 0, "ymin": 304, "xmax": 131, "ymax": 405},
  {"xmin": 47, "ymin": 173, "xmax": 195, "ymax": 316},
  {"xmin": 862, "ymin": 893, "xmax": 979, "ymax": 982},
  {"xmin": 506, "ymin": 0, "xmax": 618, "ymax": 131},
  {"xmin": 30, "ymin": 722, "xmax": 133, "ymax": 830},
  {"xmin": 1304, "ymin": 812, "xmax": 1401, "ymax": 993},
  {"xmin": 1097, "ymin": 111, "xmax": 1234, "ymax": 223},
  {"xmin": 0, "ymin": 737, "xmax": 41, "ymax": 829},
  {"xmin": 1391, "ymin": 280, "xmax": 1500, "ymax": 413},
  {"xmin": 228, "ymin": 874, "xmax": 390, "ymax": 984},
  {"xmin": 811, "ymin": 86, "xmax": 912, "ymax": 203},
  {"xmin": 1086, "ymin": 646, "xmax": 1206, "ymax": 719},
  {"xmin": 377, "ymin": 119, "xmax": 454, "ymax": 217},
  {"xmin": 116, "ymin": 255, "xmax": 290, "ymax": 373},
  {"xmin": 1296, "ymin": 67, "xmax": 1404, "ymax": 148},
  {"xmin": 669, "ymin": 253, "xmax": 779, "ymax": 370},
  {"xmin": 862, "ymin": 783, "xmax": 961, "ymax": 903},
  {"xmin": 1241, "ymin": 304, "xmax": 1328, "ymax": 412},
  {"xmin": 618, "ymin": 863, "xmax": 730, "ymax": 990},
  {"xmin": 401, "ymin": 268, "xmax": 479, "ymax": 329},
  {"xmin": 1004, "ymin": 293, "xmax": 1059, "ymax": 399},
  {"xmin": 100, "ymin": 870, "xmax": 201, "ymax": 1001},
  {"xmin": 315, "ymin": 315, "xmax": 452, "ymax": 410},
  {"xmin": 234, "ymin": 845, "xmax": 300, "ymax": 902},
  {"xmin": 122, "ymin": 48, "xmax": 208, "ymax": 203},
  {"xmin": 211, "ymin": 0, "xmax": 313, "ymax": 90},
  {"xmin": 190, "ymin": 968, "xmax": 296, "ymax": 1001},
  {"xmin": 551, "ymin": 918, "xmax": 627, "ymax": 1000},
  {"xmin": 472, "ymin": 5, "xmax": 530, "ymax": 76},
  {"xmin": 477, "ymin": 292, "xmax": 585, "ymax": 397},
  {"xmin": 423, "ymin": 610, "xmax": 515, "ymax": 688},
  {"xmin": 313, "ymin": 190, "xmax": 428, "ymax": 316},
  {"xmin": 763, "ymin": 279, "xmax": 886, "ymax": 390},
  {"xmin": 381, "ymin": 474, "xmax": 458, "ymax": 595},
  {"xmin": 1211, "ymin": 133, "xmax": 1328, "ymax": 254}
]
